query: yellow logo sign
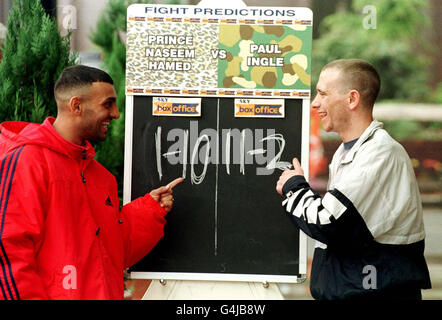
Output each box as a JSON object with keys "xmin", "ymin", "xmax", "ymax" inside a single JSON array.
[
  {"xmin": 234, "ymin": 99, "xmax": 285, "ymax": 118},
  {"xmin": 152, "ymin": 98, "xmax": 201, "ymax": 117}
]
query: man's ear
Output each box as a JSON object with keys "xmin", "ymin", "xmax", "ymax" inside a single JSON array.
[
  {"xmin": 348, "ymin": 90, "xmax": 361, "ymax": 111},
  {"xmin": 68, "ymin": 96, "xmax": 82, "ymax": 115}
]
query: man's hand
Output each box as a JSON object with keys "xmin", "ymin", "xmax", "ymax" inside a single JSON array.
[
  {"xmin": 276, "ymin": 158, "xmax": 304, "ymax": 196},
  {"xmin": 150, "ymin": 177, "xmax": 184, "ymax": 213}
]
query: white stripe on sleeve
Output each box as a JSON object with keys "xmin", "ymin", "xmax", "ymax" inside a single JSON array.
[
  {"xmin": 305, "ymin": 198, "xmax": 322, "ymax": 224},
  {"xmin": 322, "ymin": 192, "xmax": 347, "ymax": 220},
  {"xmin": 317, "ymin": 208, "xmax": 332, "ymax": 225}
]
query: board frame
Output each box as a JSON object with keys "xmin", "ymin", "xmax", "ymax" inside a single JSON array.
[
  {"xmin": 124, "ymin": 3, "xmax": 312, "ymax": 284},
  {"xmin": 123, "ymin": 95, "xmax": 310, "ymax": 284}
]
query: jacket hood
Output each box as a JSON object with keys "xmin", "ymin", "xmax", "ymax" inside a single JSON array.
[{"xmin": 0, "ymin": 117, "xmax": 95, "ymax": 162}]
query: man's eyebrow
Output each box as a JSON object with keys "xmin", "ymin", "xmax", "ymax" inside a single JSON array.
[{"xmin": 103, "ymin": 97, "xmax": 117, "ymax": 103}]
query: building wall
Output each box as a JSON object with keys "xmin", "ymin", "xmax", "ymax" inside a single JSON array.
[
  {"xmin": 57, "ymin": 0, "xmax": 108, "ymax": 52},
  {"xmin": 0, "ymin": 0, "xmax": 12, "ymax": 25}
]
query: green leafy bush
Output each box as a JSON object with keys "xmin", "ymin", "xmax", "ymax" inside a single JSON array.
[
  {"xmin": 312, "ymin": 0, "xmax": 433, "ymax": 103},
  {"xmin": 0, "ymin": 0, "xmax": 76, "ymax": 123}
]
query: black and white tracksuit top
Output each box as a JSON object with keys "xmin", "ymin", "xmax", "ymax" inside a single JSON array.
[{"xmin": 282, "ymin": 120, "xmax": 431, "ymax": 299}]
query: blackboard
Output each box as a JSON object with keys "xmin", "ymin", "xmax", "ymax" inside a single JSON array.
[
  {"xmin": 124, "ymin": 3, "xmax": 312, "ymax": 283},
  {"xmin": 125, "ymin": 96, "xmax": 308, "ymax": 282}
]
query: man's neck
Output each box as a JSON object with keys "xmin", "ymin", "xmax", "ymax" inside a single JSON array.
[
  {"xmin": 53, "ymin": 118, "xmax": 84, "ymax": 146},
  {"xmin": 340, "ymin": 116, "xmax": 373, "ymax": 143}
]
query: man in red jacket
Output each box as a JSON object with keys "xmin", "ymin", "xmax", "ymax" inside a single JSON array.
[{"xmin": 0, "ymin": 65, "xmax": 183, "ymax": 299}]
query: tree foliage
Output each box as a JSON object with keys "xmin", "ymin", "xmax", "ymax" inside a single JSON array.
[
  {"xmin": 0, "ymin": 0, "xmax": 76, "ymax": 123},
  {"xmin": 312, "ymin": 0, "xmax": 433, "ymax": 102}
]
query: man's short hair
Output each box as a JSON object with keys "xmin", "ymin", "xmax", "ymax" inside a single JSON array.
[
  {"xmin": 54, "ymin": 65, "xmax": 113, "ymax": 100},
  {"xmin": 323, "ymin": 59, "xmax": 381, "ymax": 107}
]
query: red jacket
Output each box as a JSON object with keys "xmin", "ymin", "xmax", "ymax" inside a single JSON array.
[{"xmin": 0, "ymin": 118, "xmax": 166, "ymax": 299}]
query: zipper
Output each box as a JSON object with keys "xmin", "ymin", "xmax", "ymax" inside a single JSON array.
[
  {"xmin": 78, "ymin": 158, "xmax": 109, "ymax": 296},
  {"xmin": 81, "ymin": 150, "xmax": 87, "ymax": 183},
  {"xmin": 81, "ymin": 171, "xmax": 86, "ymax": 183}
]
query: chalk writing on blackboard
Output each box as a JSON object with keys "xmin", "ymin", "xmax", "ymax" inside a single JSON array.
[{"xmin": 153, "ymin": 122, "xmax": 293, "ymax": 184}]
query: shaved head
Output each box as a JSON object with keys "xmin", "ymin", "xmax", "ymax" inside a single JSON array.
[
  {"xmin": 54, "ymin": 65, "xmax": 114, "ymax": 108},
  {"xmin": 322, "ymin": 59, "xmax": 380, "ymax": 108}
]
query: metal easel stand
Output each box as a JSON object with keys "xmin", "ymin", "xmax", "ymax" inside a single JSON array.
[{"xmin": 142, "ymin": 279, "xmax": 284, "ymax": 300}]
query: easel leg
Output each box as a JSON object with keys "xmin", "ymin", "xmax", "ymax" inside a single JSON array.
[{"xmin": 142, "ymin": 280, "xmax": 284, "ymax": 300}]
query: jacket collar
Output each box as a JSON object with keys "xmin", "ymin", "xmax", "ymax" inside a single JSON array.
[
  {"xmin": 40, "ymin": 117, "xmax": 95, "ymax": 162},
  {"xmin": 0, "ymin": 117, "xmax": 95, "ymax": 163},
  {"xmin": 337, "ymin": 120, "xmax": 383, "ymax": 164}
]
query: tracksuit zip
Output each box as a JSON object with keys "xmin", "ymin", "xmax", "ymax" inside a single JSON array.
[
  {"xmin": 78, "ymin": 156, "xmax": 110, "ymax": 297},
  {"xmin": 81, "ymin": 150, "xmax": 86, "ymax": 183},
  {"xmin": 81, "ymin": 171, "xmax": 86, "ymax": 183}
]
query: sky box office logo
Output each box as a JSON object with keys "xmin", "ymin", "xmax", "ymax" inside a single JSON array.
[
  {"xmin": 234, "ymin": 99, "xmax": 285, "ymax": 118},
  {"xmin": 153, "ymin": 98, "xmax": 202, "ymax": 117}
]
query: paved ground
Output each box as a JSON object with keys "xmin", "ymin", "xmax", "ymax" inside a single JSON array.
[
  {"xmin": 279, "ymin": 205, "xmax": 442, "ymax": 300},
  {"xmin": 421, "ymin": 206, "xmax": 442, "ymax": 300}
]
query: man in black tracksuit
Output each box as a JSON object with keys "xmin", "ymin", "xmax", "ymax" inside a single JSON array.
[{"xmin": 276, "ymin": 59, "xmax": 431, "ymax": 300}]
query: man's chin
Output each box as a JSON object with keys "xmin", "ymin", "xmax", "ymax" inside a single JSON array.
[
  {"xmin": 87, "ymin": 135, "xmax": 107, "ymax": 143},
  {"xmin": 321, "ymin": 121, "xmax": 332, "ymax": 133}
]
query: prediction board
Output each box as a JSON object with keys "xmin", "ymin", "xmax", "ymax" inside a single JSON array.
[{"xmin": 124, "ymin": 3, "xmax": 312, "ymax": 283}]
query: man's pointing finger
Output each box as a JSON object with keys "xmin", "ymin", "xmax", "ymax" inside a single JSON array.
[
  {"xmin": 292, "ymin": 157, "xmax": 300, "ymax": 169},
  {"xmin": 167, "ymin": 177, "xmax": 184, "ymax": 190}
]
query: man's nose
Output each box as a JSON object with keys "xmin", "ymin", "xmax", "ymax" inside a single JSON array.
[
  {"xmin": 311, "ymin": 95, "xmax": 319, "ymax": 109},
  {"xmin": 111, "ymin": 105, "xmax": 120, "ymax": 119}
]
